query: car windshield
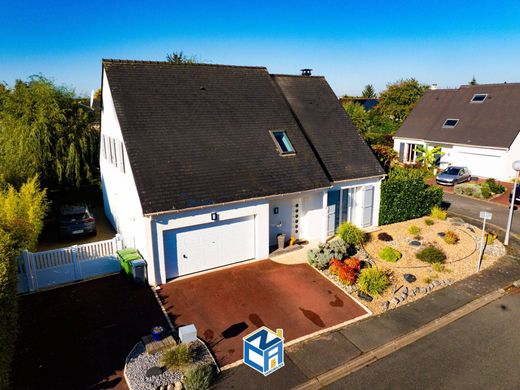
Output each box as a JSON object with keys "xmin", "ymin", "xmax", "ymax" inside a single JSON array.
[{"xmin": 443, "ymin": 167, "xmax": 461, "ymax": 175}]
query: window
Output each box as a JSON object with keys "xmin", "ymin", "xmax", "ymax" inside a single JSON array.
[
  {"xmin": 271, "ymin": 131, "xmax": 295, "ymax": 155},
  {"xmin": 443, "ymin": 119, "xmax": 459, "ymax": 128},
  {"xmin": 101, "ymin": 134, "xmax": 126, "ymax": 173},
  {"xmin": 470, "ymin": 94, "xmax": 487, "ymax": 103}
]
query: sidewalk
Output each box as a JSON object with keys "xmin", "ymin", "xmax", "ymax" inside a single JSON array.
[{"xmin": 212, "ymin": 244, "xmax": 520, "ymax": 389}]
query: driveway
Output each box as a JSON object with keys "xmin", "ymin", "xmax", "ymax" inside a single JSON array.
[
  {"xmin": 158, "ymin": 260, "xmax": 368, "ymax": 367},
  {"xmin": 12, "ymin": 275, "xmax": 168, "ymax": 389}
]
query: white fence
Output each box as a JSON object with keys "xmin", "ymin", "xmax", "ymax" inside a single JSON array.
[{"xmin": 18, "ymin": 235, "xmax": 123, "ymax": 293}]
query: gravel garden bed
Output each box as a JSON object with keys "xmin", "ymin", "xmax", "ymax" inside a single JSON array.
[{"xmin": 125, "ymin": 339, "xmax": 215, "ymax": 390}]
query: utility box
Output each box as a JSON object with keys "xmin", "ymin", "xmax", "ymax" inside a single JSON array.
[
  {"xmin": 130, "ymin": 259, "xmax": 147, "ymax": 285},
  {"xmin": 179, "ymin": 324, "xmax": 197, "ymax": 343}
]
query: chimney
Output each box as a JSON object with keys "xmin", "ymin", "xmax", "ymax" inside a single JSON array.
[
  {"xmin": 90, "ymin": 89, "xmax": 95, "ymax": 108},
  {"xmin": 301, "ymin": 68, "xmax": 312, "ymax": 76},
  {"xmin": 430, "ymin": 84, "xmax": 438, "ymax": 90}
]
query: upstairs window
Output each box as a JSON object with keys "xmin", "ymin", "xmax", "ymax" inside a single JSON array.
[
  {"xmin": 271, "ymin": 131, "xmax": 295, "ymax": 155},
  {"xmin": 470, "ymin": 94, "xmax": 488, "ymax": 103},
  {"xmin": 443, "ymin": 119, "xmax": 459, "ymax": 128}
]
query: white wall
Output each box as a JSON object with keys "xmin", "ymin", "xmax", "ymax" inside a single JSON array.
[{"xmin": 100, "ymin": 70, "xmax": 147, "ymax": 259}]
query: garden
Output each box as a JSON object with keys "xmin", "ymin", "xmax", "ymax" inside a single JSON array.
[{"xmin": 454, "ymin": 178, "xmax": 506, "ymax": 199}]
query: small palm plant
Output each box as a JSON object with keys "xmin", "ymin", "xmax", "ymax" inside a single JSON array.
[{"xmin": 413, "ymin": 145, "xmax": 444, "ymax": 169}]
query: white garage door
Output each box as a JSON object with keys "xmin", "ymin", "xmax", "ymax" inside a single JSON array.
[
  {"xmin": 164, "ymin": 216, "xmax": 255, "ymax": 279},
  {"xmin": 456, "ymin": 152, "xmax": 499, "ymax": 179}
]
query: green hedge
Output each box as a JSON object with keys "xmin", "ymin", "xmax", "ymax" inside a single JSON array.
[{"xmin": 380, "ymin": 167, "xmax": 443, "ymax": 225}]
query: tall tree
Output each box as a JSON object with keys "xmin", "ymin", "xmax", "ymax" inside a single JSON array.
[
  {"xmin": 165, "ymin": 51, "xmax": 197, "ymax": 64},
  {"xmin": 377, "ymin": 78, "xmax": 429, "ymax": 124},
  {"xmin": 469, "ymin": 76, "xmax": 477, "ymax": 85},
  {"xmin": 343, "ymin": 102, "xmax": 369, "ymax": 134},
  {"xmin": 0, "ymin": 76, "xmax": 99, "ymax": 188},
  {"xmin": 361, "ymin": 84, "xmax": 377, "ymax": 98}
]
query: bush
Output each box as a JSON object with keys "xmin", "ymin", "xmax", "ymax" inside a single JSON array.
[
  {"xmin": 378, "ymin": 246, "xmax": 402, "ymax": 263},
  {"xmin": 416, "ymin": 246, "xmax": 447, "ymax": 264},
  {"xmin": 344, "ymin": 257, "xmax": 361, "ymax": 271},
  {"xmin": 480, "ymin": 183, "xmax": 492, "ymax": 199},
  {"xmin": 432, "ymin": 262, "xmax": 451, "ymax": 273},
  {"xmin": 485, "ymin": 178, "xmax": 506, "ymax": 194},
  {"xmin": 337, "ymin": 222, "xmax": 366, "ymax": 247},
  {"xmin": 377, "ymin": 232, "xmax": 393, "ymax": 242},
  {"xmin": 379, "ymin": 167, "xmax": 443, "ymax": 225},
  {"xmin": 424, "ymin": 218, "xmax": 434, "ymax": 226},
  {"xmin": 486, "ymin": 232, "xmax": 497, "ymax": 245},
  {"xmin": 454, "ymin": 183, "xmax": 493, "ymax": 199},
  {"xmin": 184, "ymin": 364, "xmax": 214, "ymax": 390},
  {"xmin": 430, "ymin": 205, "xmax": 447, "ymax": 220},
  {"xmin": 408, "ymin": 225, "xmax": 421, "ymax": 236},
  {"xmin": 329, "ymin": 257, "xmax": 360, "ymax": 285},
  {"xmin": 160, "ymin": 343, "xmax": 195, "ymax": 372},
  {"xmin": 337, "ymin": 266, "xmax": 357, "ymax": 285},
  {"xmin": 443, "ymin": 230, "xmax": 459, "ymax": 245},
  {"xmin": 307, "ymin": 240, "xmax": 347, "ymax": 270},
  {"xmin": 357, "ymin": 267, "xmax": 390, "ymax": 296}
]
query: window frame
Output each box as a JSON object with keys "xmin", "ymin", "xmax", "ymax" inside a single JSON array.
[
  {"xmin": 442, "ymin": 119, "xmax": 459, "ymax": 128},
  {"xmin": 270, "ymin": 130, "xmax": 296, "ymax": 155},
  {"xmin": 470, "ymin": 93, "xmax": 488, "ymax": 103}
]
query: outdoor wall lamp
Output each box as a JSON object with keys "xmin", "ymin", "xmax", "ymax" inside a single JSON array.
[
  {"xmin": 211, "ymin": 212, "xmax": 218, "ymax": 221},
  {"xmin": 274, "ymin": 207, "xmax": 279, "ymax": 214}
]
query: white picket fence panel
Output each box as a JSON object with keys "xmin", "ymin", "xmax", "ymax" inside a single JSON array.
[{"xmin": 18, "ymin": 235, "xmax": 123, "ymax": 293}]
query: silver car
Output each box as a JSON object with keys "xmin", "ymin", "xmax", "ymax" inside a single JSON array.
[{"xmin": 436, "ymin": 166, "xmax": 471, "ymax": 186}]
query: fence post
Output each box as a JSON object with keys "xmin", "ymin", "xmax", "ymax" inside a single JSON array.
[
  {"xmin": 71, "ymin": 245, "xmax": 82, "ymax": 281},
  {"xmin": 22, "ymin": 249, "xmax": 37, "ymax": 292},
  {"xmin": 114, "ymin": 234, "xmax": 124, "ymax": 251}
]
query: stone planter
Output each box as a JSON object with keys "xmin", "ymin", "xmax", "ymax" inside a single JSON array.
[{"xmin": 277, "ymin": 234, "xmax": 286, "ymax": 250}]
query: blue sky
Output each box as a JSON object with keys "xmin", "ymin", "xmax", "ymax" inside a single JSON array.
[{"xmin": 1, "ymin": 0, "xmax": 520, "ymax": 96}]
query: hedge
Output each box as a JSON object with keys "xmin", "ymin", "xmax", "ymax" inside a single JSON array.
[{"xmin": 379, "ymin": 167, "xmax": 443, "ymax": 225}]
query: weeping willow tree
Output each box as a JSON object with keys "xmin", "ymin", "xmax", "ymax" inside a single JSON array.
[{"xmin": 0, "ymin": 76, "xmax": 99, "ymax": 188}]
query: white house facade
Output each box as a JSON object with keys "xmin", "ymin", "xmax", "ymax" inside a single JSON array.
[
  {"xmin": 394, "ymin": 84, "xmax": 520, "ymax": 181},
  {"xmin": 100, "ymin": 60, "xmax": 385, "ymax": 285}
]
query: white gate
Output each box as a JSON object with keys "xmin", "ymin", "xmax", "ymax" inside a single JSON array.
[{"xmin": 18, "ymin": 235, "xmax": 123, "ymax": 293}]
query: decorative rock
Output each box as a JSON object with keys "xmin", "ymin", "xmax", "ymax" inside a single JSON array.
[
  {"xmin": 402, "ymin": 287, "xmax": 408, "ymax": 295},
  {"xmin": 433, "ymin": 280, "xmax": 441, "ymax": 287},
  {"xmin": 174, "ymin": 382, "xmax": 183, "ymax": 390},
  {"xmin": 437, "ymin": 232, "xmax": 446, "ymax": 238},
  {"xmin": 381, "ymin": 301, "xmax": 390, "ymax": 311},
  {"xmin": 513, "ymin": 280, "xmax": 520, "ymax": 288},
  {"xmin": 410, "ymin": 289, "xmax": 416, "ymax": 296},
  {"xmin": 466, "ymin": 226, "xmax": 475, "ymax": 233},
  {"xmin": 449, "ymin": 217, "xmax": 465, "ymax": 226},
  {"xmin": 146, "ymin": 366, "xmax": 165, "ymax": 378},
  {"xmin": 400, "ymin": 293, "xmax": 407, "ymax": 301},
  {"xmin": 404, "ymin": 274, "xmax": 417, "ymax": 283},
  {"xmin": 409, "ymin": 240, "xmax": 421, "ymax": 247},
  {"xmin": 413, "ymin": 287, "xmax": 420, "ymax": 294},
  {"xmin": 358, "ymin": 291, "xmax": 373, "ymax": 302},
  {"xmin": 391, "ymin": 297, "xmax": 400, "ymax": 305}
]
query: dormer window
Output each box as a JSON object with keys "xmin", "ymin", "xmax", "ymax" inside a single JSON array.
[
  {"xmin": 470, "ymin": 94, "xmax": 487, "ymax": 103},
  {"xmin": 271, "ymin": 131, "xmax": 296, "ymax": 155},
  {"xmin": 443, "ymin": 119, "xmax": 459, "ymax": 128}
]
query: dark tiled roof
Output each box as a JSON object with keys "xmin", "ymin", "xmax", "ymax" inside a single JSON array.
[
  {"xmin": 103, "ymin": 60, "xmax": 383, "ymax": 213},
  {"xmin": 272, "ymin": 75, "xmax": 385, "ymax": 182},
  {"xmin": 395, "ymin": 83, "xmax": 520, "ymax": 149}
]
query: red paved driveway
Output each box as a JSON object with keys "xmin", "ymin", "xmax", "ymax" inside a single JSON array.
[{"xmin": 158, "ymin": 260, "xmax": 367, "ymax": 367}]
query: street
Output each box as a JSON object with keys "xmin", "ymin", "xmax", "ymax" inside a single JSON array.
[
  {"xmin": 325, "ymin": 289, "xmax": 520, "ymax": 390},
  {"xmin": 443, "ymin": 192, "xmax": 520, "ymax": 236}
]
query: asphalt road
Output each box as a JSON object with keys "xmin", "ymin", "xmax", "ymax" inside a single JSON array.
[
  {"xmin": 325, "ymin": 289, "xmax": 520, "ymax": 390},
  {"xmin": 443, "ymin": 192, "xmax": 520, "ymax": 236}
]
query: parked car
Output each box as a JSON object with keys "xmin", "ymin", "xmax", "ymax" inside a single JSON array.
[
  {"xmin": 436, "ymin": 166, "xmax": 471, "ymax": 186},
  {"xmin": 58, "ymin": 205, "xmax": 96, "ymax": 237},
  {"xmin": 509, "ymin": 185, "xmax": 520, "ymax": 205}
]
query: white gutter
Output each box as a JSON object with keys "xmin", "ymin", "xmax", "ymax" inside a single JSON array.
[{"xmin": 393, "ymin": 136, "xmax": 510, "ymax": 151}]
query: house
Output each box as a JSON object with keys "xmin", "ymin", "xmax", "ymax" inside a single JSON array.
[
  {"xmin": 100, "ymin": 60, "xmax": 385, "ymax": 285},
  {"xmin": 394, "ymin": 83, "xmax": 520, "ymax": 181}
]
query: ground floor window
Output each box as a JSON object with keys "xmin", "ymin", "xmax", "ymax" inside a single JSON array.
[{"xmin": 327, "ymin": 186, "xmax": 374, "ymax": 235}]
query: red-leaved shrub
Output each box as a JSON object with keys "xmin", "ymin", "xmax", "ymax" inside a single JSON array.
[{"xmin": 329, "ymin": 257, "xmax": 361, "ymax": 285}]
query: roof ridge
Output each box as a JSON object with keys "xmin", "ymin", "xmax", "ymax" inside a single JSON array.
[
  {"xmin": 102, "ymin": 59, "xmax": 267, "ymax": 70},
  {"xmin": 271, "ymin": 73, "xmax": 324, "ymax": 78}
]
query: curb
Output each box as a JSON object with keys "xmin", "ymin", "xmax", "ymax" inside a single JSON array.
[{"xmin": 292, "ymin": 286, "xmax": 509, "ymax": 389}]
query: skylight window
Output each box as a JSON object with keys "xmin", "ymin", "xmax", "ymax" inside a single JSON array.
[
  {"xmin": 470, "ymin": 94, "xmax": 488, "ymax": 103},
  {"xmin": 271, "ymin": 131, "xmax": 295, "ymax": 155},
  {"xmin": 443, "ymin": 119, "xmax": 459, "ymax": 128}
]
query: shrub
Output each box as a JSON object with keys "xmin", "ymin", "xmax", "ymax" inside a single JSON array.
[
  {"xmin": 337, "ymin": 266, "xmax": 357, "ymax": 285},
  {"xmin": 443, "ymin": 230, "xmax": 459, "ymax": 245},
  {"xmin": 430, "ymin": 205, "xmax": 447, "ymax": 220},
  {"xmin": 307, "ymin": 240, "xmax": 347, "ymax": 270},
  {"xmin": 328, "ymin": 258, "xmax": 344, "ymax": 276},
  {"xmin": 357, "ymin": 267, "xmax": 390, "ymax": 296},
  {"xmin": 486, "ymin": 232, "xmax": 497, "ymax": 245},
  {"xmin": 337, "ymin": 222, "xmax": 366, "ymax": 247},
  {"xmin": 480, "ymin": 183, "xmax": 492, "ymax": 199},
  {"xmin": 485, "ymin": 178, "xmax": 506, "ymax": 194},
  {"xmin": 160, "ymin": 343, "xmax": 195, "ymax": 372},
  {"xmin": 329, "ymin": 257, "xmax": 360, "ymax": 285},
  {"xmin": 184, "ymin": 364, "xmax": 214, "ymax": 390},
  {"xmin": 424, "ymin": 218, "xmax": 435, "ymax": 226},
  {"xmin": 408, "ymin": 225, "xmax": 421, "ymax": 236},
  {"xmin": 416, "ymin": 246, "xmax": 447, "ymax": 264},
  {"xmin": 378, "ymin": 246, "xmax": 402, "ymax": 263},
  {"xmin": 454, "ymin": 183, "xmax": 492, "ymax": 199},
  {"xmin": 379, "ymin": 167, "xmax": 443, "ymax": 225},
  {"xmin": 432, "ymin": 262, "xmax": 451, "ymax": 273},
  {"xmin": 377, "ymin": 232, "xmax": 393, "ymax": 242},
  {"xmin": 344, "ymin": 257, "xmax": 361, "ymax": 271}
]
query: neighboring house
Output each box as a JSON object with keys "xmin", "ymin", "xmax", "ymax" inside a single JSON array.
[
  {"xmin": 340, "ymin": 97, "xmax": 379, "ymax": 111},
  {"xmin": 100, "ymin": 60, "xmax": 385, "ymax": 285},
  {"xmin": 394, "ymin": 83, "xmax": 520, "ymax": 181}
]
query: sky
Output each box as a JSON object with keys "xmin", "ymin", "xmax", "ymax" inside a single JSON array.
[{"xmin": 1, "ymin": 0, "xmax": 520, "ymax": 97}]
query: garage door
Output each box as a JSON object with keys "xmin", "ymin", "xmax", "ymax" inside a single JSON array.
[
  {"xmin": 163, "ymin": 216, "xmax": 255, "ymax": 279},
  {"xmin": 456, "ymin": 152, "xmax": 499, "ymax": 179}
]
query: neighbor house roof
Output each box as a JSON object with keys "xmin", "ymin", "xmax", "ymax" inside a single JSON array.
[
  {"xmin": 103, "ymin": 60, "xmax": 384, "ymax": 214},
  {"xmin": 395, "ymin": 83, "xmax": 520, "ymax": 149}
]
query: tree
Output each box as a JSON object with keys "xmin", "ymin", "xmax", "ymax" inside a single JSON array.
[
  {"xmin": 413, "ymin": 145, "xmax": 444, "ymax": 169},
  {"xmin": 361, "ymin": 84, "xmax": 377, "ymax": 98},
  {"xmin": 469, "ymin": 76, "xmax": 477, "ymax": 85},
  {"xmin": 343, "ymin": 102, "xmax": 369, "ymax": 134},
  {"xmin": 377, "ymin": 78, "xmax": 429, "ymax": 124},
  {"xmin": 165, "ymin": 51, "xmax": 197, "ymax": 64},
  {"xmin": 0, "ymin": 76, "xmax": 99, "ymax": 188}
]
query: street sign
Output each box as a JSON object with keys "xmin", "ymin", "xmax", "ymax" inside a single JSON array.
[{"xmin": 479, "ymin": 211, "xmax": 492, "ymax": 220}]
